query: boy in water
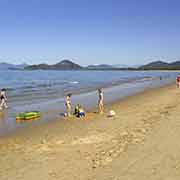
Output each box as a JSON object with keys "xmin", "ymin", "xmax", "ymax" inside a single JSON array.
[
  {"xmin": 65, "ymin": 93, "xmax": 72, "ymax": 117},
  {"xmin": 98, "ymin": 88, "xmax": 104, "ymax": 114},
  {"xmin": 78, "ymin": 106, "xmax": 85, "ymax": 118},
  {"xmin": 0, "ymin": 88, "xmax": 8, "ymax": 110},
  {"xmin": 74, "ymin": 104, "xmax": 85, "ymax": 118}
]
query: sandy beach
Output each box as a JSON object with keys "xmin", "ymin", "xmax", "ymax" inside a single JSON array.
[{"xmin": 0, "ymin": 82, "xmax": 180, "ymax": 180}]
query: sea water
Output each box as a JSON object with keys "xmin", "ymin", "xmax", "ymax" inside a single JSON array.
[{"xmin": 0, "ymin": 70, "xmax": 178, "ymax": 135}]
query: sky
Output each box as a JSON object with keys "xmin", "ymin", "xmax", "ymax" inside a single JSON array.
[{"xmin": 0, "ymin": 0, "xmax": 180, "ymax": 65}]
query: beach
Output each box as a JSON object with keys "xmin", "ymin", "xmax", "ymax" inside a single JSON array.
[{"xmin": 0, "ymin": 82, "xmax": 180, "ymax": 179}]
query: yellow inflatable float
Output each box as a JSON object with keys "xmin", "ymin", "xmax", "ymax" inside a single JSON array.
[{"xmin": 16, "ymin": 111, "xmax": 40, "ymax": 120}]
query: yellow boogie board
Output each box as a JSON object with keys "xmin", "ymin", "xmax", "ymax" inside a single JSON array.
[{"xmin": 16, "ymin": 111, "xmax": 40, "ymax": 121}]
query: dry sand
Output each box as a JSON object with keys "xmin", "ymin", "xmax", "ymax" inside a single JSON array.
[{"xmin": 0, "ymin": 83, "xmax": 180, "ymax": 180}]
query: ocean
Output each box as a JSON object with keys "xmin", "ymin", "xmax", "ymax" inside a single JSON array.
[{"xmin": 0, "ymin": 70, "xmax": 178, "ymax": 135}]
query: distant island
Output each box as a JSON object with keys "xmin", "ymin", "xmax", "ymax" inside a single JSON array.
[
  {"xmin": 138, "ymin": 61, "xmax": 180, "ymax": 70},
  {"xmin": 25, "ymin": 60, "xmax": 140, "ymax": 70},
  {"xmin": 1, "ymin": 60, "xmax": 180, "ymax": 70},
  {"xmin": 25, "ymin": 60, "xmax": 82, "ymax": 70}
]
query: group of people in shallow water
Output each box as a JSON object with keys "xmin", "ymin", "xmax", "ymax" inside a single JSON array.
[
  {"xmin": 65, "ymin": 88, "xmax": 104, "ymax": 117},
  {"xmin": 1, "ymin": 75, "xmax": 180, "ymax": 116},
  {"xmin": 0, "ymin": 87, "xmax": 103, "ymax": 118}
]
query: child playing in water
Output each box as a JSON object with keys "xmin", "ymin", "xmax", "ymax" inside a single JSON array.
[
  {"xmin": 74, "ymin": 104, "xmax": 85, "ymax": 118},
  {"xmin": 65, "ymin": 93, "xmax": 72, "ymax": 117},
  {"xmin": 0, "ymin": 88, "xmax": 8, "ymax": 110},
  {"xmin": 78, "ymin": 106, "xmax": 85, "ymax": 118},
  {"xmin": 98, "ymin": 88, "xmax": 104, "ymax": 114},
  {"xmin": 74, "ymin": 104, "xmax": 80, "ymax": 116}
]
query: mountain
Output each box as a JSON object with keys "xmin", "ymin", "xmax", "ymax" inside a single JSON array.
[
  {"xmin": 0, "ymin": 63, "xmax": 15, "ymax": 70},
  {"xmin": 169, "ymin": 61, "xmax": 180, "ymax": 69},
  {"xmin": 0, "ymin": 63, "xmax": 28, "ymax": 70},
  {"xmin": 25, "ymin": 63, "xmax": 50, "ymax": 70},
  {"xmin": 139, "ymin": 60, "xmax": 180, "ymax": 70},
  {"xmin": 26, "ymin": 60, "xmax": 82, "ymax": 70},
  {"xmin": 139, "ymin": 61, "xmax": 169, "ymax": 70},
  {"xmin": 51, "ymin": 60, "xmax": 82, "ymax": 70},
  {"xmin": 2, "ymin": 60, "xmax": 180, "ymax": 71}
]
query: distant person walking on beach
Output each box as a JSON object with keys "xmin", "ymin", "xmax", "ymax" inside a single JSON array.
[
  {"xmin": 98, "ymin": 88, "xmax": 104, "ymax": 114},
  {"xmin": 0, "ymin": 88, "xmax": 8, "ymax": 110},
  {"xmin": 65, "ymin": 93, "xmax": 72, "ymax": 116},
  {"xmin": 177, "ymin": 75, "xmax": 180, "ymax": 88}
]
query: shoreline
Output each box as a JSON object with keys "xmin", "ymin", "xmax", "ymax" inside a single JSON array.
[
  {"xmin": 0, "ymin": 82, "xmax": 180, "ymax": 179},
  {"xmin": 0, "ymin": 81, "xmax": 175, "ymax": 140},
  {"xmin": 0, "ymin": 75, "xmax": 176, "ymax": 136},
  {"xmin": 0, "ymin": 69, "xmax": 176, "ymax": 136}
]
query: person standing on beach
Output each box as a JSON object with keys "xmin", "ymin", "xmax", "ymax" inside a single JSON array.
[
  {"xmin": 98, "ymin": 88, "xmax": 104, "ymax": 114},
  {"xmin": 177, "ymin": 75, "xmax": 180, "ymax": 88},
  {"xmin": 0, "ymin": 88, "xmax": 8, "ymax": 110},
  {"xmin": 65, "ymin": 93, "xmax": 72, "ymax": 116}
]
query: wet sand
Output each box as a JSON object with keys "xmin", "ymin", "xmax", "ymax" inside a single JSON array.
[{"xmin": 0, "ymin": 83, "xmax": 180, "ymax": 180}]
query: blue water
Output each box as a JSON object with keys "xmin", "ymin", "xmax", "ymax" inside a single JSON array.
[
  {"xmin": 0, "ymin": 70, "xmax": 177, "ymax": 100},
  {"xmin": 0, "ymin": 70, "xmax": 178, "ymax": 136}
]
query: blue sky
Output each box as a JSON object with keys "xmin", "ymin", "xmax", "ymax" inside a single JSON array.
[{"xmin": 0, "ymin": 0, "xmax": 180, "ymax": 65}]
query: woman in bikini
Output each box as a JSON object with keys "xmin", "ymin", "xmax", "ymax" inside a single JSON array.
[
  {"xmin": 0, "ymin": 88, "xmax": 8, "ymax": 110},
  {"xmin": 65, "ymin": 93, "xmax": 72, "ymax": 117},
  {"xmin": 98, "ymin": 88, "xmax": 104, "ymax": 114}
]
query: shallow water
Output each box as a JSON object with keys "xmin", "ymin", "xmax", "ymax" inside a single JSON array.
[{"xmin": 0, "ymin": 70, "xmax": 178, "ymax": 136}]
